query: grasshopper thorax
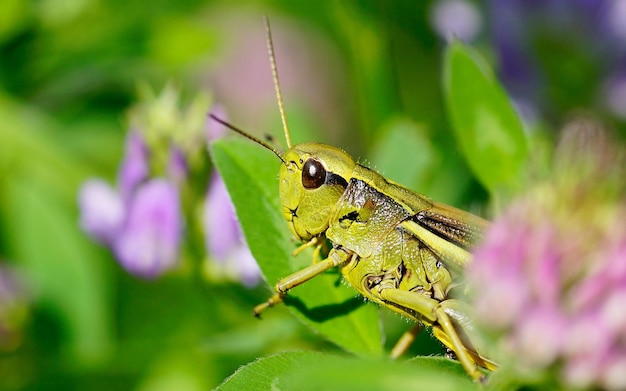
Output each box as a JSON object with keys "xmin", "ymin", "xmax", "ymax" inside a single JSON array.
[{"xmin": 279, "ymin": 142, "xmax": 355, "ymax": 242}]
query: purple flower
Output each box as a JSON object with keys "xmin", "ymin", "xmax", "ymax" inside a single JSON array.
[
  {"xmin": 467, "ymin": 121, "xmax": 626, "ymax": 388},
  {"xmin": 204, "ymin": 173, "xmax": 239, "ymax": 261},
  {"xmin": 114, "ymin": 179, "xmax": 182, "ymax": 279},
  {"xmin": 79, "ymin": 86, "xmax": 216, "ymax": 280},
  {"xmin": 603, "ymin": 73, "xmax": 626, "ymax": 119},
  {"xmin": 203, "ymin": 173, "xmax": 260, "ymax": 287},
  {"xmin": 168, "ymin": 146, "xmax": 188, "ymax": 185},
  {"xmin": 206, "ymin": 104, "xmax": 228, "ymax": 142},
  {"xmin": 118, "ymin": 130, "xmax": 149, "ymax": 200},
  {"xmin": 607, "ymin": 0, "xmax": 626, "ymax": 43},
  {"xmin": 512, "ymin": 305, "xmax": 565, "ymax": 369},
  {"xmin": 430, "ymin": 0, "xmax": 482, "ymax": 42},
  {"xmin": 79, "ymin": 131, "xmax": 183, "ymax": 279},
  {"xmin": 488, "ymin": 0, "xmax": 626, "ymax": 122},
  {"xmin": 470, "ymin": 196, "xmax": 626, "ymax": 387},
  {"xmin": 78, "ymin": 179, "xmax": 125, "ymax": 245},
  {"xmin": 202, "ymin": 107, "xmax": 261, "ymax": 287}
]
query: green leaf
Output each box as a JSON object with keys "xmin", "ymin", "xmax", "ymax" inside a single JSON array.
[
  {"xmin": 210, "ymin": 138, "xmax": 382, "ymax": 356},
  {"xmin": 0, "ymin": 94, "xmax": 112, "ymax": 364},
  {"xmin": 5, "ymin": 176, "xmax": 112, "ymax": 364},
  {"xmin": 216, "ymin": 351, "xmax": 478, "ymax": 391},
  {"xmin": 443, "ymin": 41, "xmax": 528, "ymax": 196},
  {"xmin": 366, "ymin": 116, "xmax": 475, "ymax": 209},
  {"xmin": 368, "ymin": 116, "xmax": 436, "ymax": 191}
]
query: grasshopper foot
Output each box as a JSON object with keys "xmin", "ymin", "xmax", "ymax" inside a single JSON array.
[{"xmin": 252, "ymin": 293, "xmax": 284, "ymax": 317}]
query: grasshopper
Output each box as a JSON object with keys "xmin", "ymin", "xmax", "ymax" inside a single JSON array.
[{"xmin": 210, "ymin": 16, "xmax": 496, "ymax": 381}]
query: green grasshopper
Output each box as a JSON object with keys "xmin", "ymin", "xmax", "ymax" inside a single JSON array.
[{"xmin": 211, "ymin": 16, "xmax": 496, "ymax": 381}]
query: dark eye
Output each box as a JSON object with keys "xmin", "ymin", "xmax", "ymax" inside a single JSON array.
[{"xmin": 302, "ymin": 159, "xmax": 326, "ymax": 189}]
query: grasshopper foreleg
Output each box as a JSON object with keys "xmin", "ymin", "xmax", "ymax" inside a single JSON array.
[
  {"xmin": 252, "ymin": 293, "xmax": 284, "ymax": 317},
  {"xmin": 253, "ymin": 249, "xmax": 350, "ymax": 317}
]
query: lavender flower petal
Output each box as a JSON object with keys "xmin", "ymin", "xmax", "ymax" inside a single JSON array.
[
  {"xmin": 114, "ymin": 179, "xmax": 182, "ymax": 278},
  {"xmin": 602, "ymin": 352, "xmax": 626, "ymax": 391},
  {"xmin": 118, "ymin": 130, "xmax": 149, "ymax": 201},
  {"xmin": 562, "ymin": 354, "xmax": 601, "ymax": 389},
  {"xmin": 206, "ymin": 104, "xmax": 228, "ymax": 142},
  {"xmin": 513, "ymin": 305, "xmax": 564, "ymax": 368},
  {"xmin": 431, "ymin": 0, "xmax": 482, "ymax": 42},
  {"xmin": 78, "ymin": 179, "xmax": 125, "ymax": 245},
  {"xmin": 467, "ymin": 122, "xmax": 626, "ymax": 388},
  {"xmin": 168, "ymin": 146, "xmax": 188, "ymax": 185},
  {"xmin": 563, "ymin": 311, "xmax": 613, "ymax": 360},
  {"xmin": 203, "ymin": 172, "xmax": 260, "ymax": 286},
  {"xmin": 228, "ymin": 245, "xmax": 261, "ymax": 288},
  {"xmin": 601, "ymin": 288, "xmax": 626, "ymax": 335},
  {"xmin": 204, "ymin": 173, "xmax": 240, "ymax": 261},
  {"xmin": 473, "ymin": 275, "xmax": 528, "ymax": 331}
]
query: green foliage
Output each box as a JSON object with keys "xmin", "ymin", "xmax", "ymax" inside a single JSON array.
[
  {"xmin": 217, "ymin": 351, "xmax": 478, "ymax": 391},
  {"xmin": 368, "ymin": 117, "xmax": 437, "ymax": 191},
  {"xmin": 443, "ymin": 41, "xmax": 529, "ymax": 197},
  {"xmin": 2, "ymin": 1, "xmax": 618, "ymax": 390},
  {"xmin": 0, "ymin": 94, "xmax": 113, "ymax": 363}
]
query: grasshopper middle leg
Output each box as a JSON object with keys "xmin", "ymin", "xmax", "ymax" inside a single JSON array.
[{"xmin": 390, "ymin": 323, "xmax": 422, "ymax": 359}]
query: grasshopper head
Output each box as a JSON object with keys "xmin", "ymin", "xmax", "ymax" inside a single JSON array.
[{"xmin": 280, "ymin": 142, "xmax": 355, "ymax": 242}]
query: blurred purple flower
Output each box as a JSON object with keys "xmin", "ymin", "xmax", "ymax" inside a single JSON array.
[
  {"xmin": 607, "ymin": 0, "xmax": 626, "ymax": 43},
  {"xmin": 206, "ymin": 104, "xmax": 228, "ymax": 142},
  {"xmin": 79, "ymin": 131, "xmax": 183, "ymax": 279},
  {"xmin": 114, "ymin": 179, "xmax": 182, "ymax": 279},
  {"xmin": 467, "ymin": 121, "xmax": 626, "ymax": 389},
  {"xmin": 203, "ymin": 107, "xmax": 261, "ymax": 287},
  {"xmin": 203, "ymin": 172, "xmax": 260, "ymax": 287},
  {"xmin": 78, "ymin": 179, "xmax": 125, "ymax": 245},
  {"xmin": 430, "ymin": 0, "xmax": 482, "ymax": 42},
  {"xmin": 79, "ymin": 86, "xmax": 217, "ymax": 280},
  {"xmin": 204, "ymin": 173, "xmax": 239, "ymax": 261},
  {"xmin": 488, "ymin": 0, "xmax": 626, "ymax": 122},
  {"xmin": 471, "ymin": 198, "xmax": 626, "ymax": 389},
  {"xmin": 604, "ymin": 73, "xmax": 626, "ymax": 119},
  {"xmin": 118, "ymin": 130, "xmax": 149, "ymax": 201},
  {"xmin": 168, "ymin": 146, "xmax": 188, "ymax": 185}
]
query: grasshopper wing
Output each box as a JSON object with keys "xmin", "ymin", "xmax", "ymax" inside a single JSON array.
[{"xmin": 400, "ymin": 202, "xmax": 489, "ymax": 270}]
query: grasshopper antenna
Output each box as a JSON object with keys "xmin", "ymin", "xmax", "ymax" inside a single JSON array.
[
  {"xmin": 264, "ymin": 15, "xmax": 292, "ymax": 149},
  {"xmin": 209, "ymin": 114, "xmax": 287, "ymax": 165}
]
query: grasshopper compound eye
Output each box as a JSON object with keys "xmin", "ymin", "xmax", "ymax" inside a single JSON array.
[{"xmin": 302, "ymin": 158, "xmax": 326, "ymax": 189}]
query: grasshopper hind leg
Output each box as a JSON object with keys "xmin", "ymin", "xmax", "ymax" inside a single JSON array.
[{"xmin": 375, "ymin": 287, "xmax": 485, "ymax": 381}]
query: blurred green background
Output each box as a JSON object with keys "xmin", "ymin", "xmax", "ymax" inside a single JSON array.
[{"xmin": 1, "ymin": 0, "xmax": 625, "ymax": 389}]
